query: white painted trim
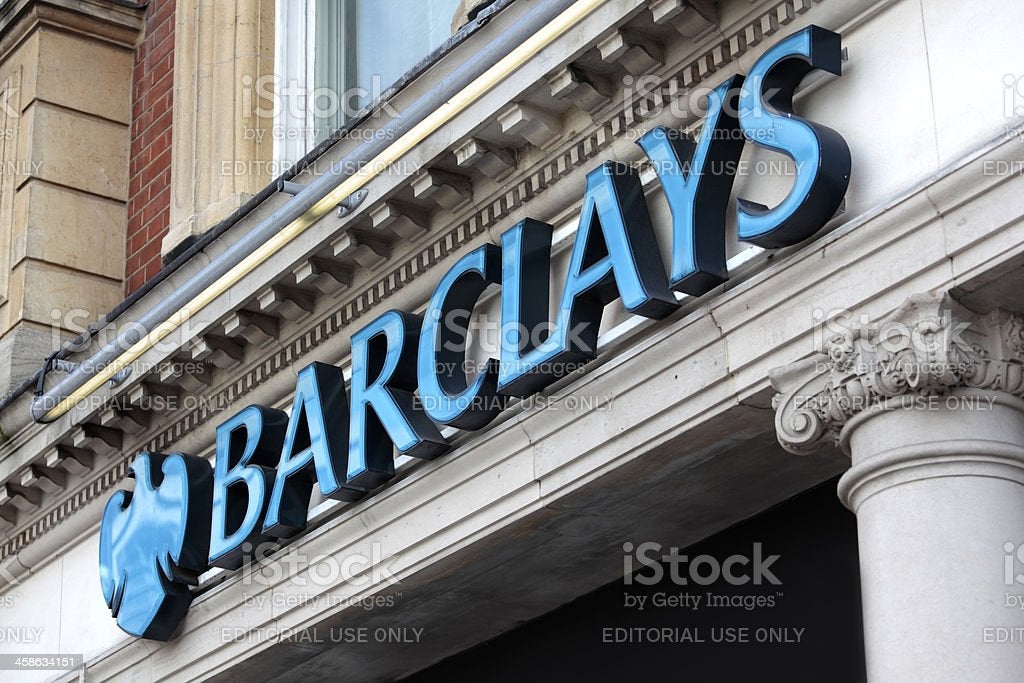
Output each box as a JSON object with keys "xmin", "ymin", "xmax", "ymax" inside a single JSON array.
[{"xmin": 273, "ymin": 0, "xmax": 317, "ymax": 167}]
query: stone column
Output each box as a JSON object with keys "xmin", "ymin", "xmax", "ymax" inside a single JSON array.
[
  {"xmin": 163, "ymin": 0, "xmax": 275, "ymax": 258},
  {"xmin": 771, "ymin": 293, "xmax": 1024, "ymax": 682}
]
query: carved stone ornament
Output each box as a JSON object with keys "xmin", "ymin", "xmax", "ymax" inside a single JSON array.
[{"xmin": 770, "ymin": 293, "xmax": 1024, "ymax": 454}]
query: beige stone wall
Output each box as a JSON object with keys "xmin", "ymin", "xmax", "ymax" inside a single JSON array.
[
  {"xmin": 163, "ymin": 0, "xmax": 274, "ymax": 257},
  {"xmin": 0, "ymin": 1, "xmax": 142, "ymax": 393}
]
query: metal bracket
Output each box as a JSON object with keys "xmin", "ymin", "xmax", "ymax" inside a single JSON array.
[
  {"xmin": 277, "ymin": 179, "xmax": 305, "ymax": 195},
  {"xmin": 337, "ymin": 189, "xmax": 369, "ymax": 218},
  {"xmin": 279, "ymin": 179, "xmax": 367, "ymax": 220}
]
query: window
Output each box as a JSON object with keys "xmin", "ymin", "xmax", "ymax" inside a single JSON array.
[{"xmin": 274, "ymin": 0, "xmax": 462, "ymax": 167}]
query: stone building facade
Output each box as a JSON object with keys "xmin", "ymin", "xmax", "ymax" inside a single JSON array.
[{"xmin": 0, "ymin": 0, "xmax": 1021, "ymax": 680}]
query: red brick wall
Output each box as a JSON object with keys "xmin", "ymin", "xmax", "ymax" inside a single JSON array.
[{"xmin": 126, "ymin": 0, "xmax": 175, "ymax": 295}]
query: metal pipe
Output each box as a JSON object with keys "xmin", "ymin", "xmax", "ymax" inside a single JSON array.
[
  {"xmin": 0, "ymin": 0, "xmax": 516, "ymax": 425},
  {"xmin": 31, "ymin": 0, "xmax": 599, "ymax": 423}
]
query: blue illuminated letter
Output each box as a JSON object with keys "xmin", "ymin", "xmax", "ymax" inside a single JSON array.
[
  {"xmin": 736, "ymin": 25, "xmax": 851, "ymax": 248},
  {"xmin": 417, "ymin": 244, "xmax": 504, "ymax": 430},
  {"xmin": 638, "ymin": 74, "xmax": 746, "ymax": 296},
  {"xmin": 348, "ymin": 310, "xmax": 448, "ymax": 488},
  {"xmin": 263, "ymin": 362, "xmax": 362, "ymax": 538},
  {"xmin": 496, "ymin": 219, "xmax": 554, "ymax": 398},
  {"xmin": 498, "ymin": 162, "xmax": 677, "ymax": 396},
  {"xmin": 209, "ymin": 405, "xmax": 287, "ymax": 568}
]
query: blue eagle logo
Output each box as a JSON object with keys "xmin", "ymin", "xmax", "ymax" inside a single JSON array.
[{"xmin": 99, "ymin": 452, "xmax": 213, "ymax": 641}]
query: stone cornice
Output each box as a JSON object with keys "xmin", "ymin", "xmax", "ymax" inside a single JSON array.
[
  {"xmin": 0, "ymin": 0, "xmax": 144, "ymax": 61},
  {"xmin": 771, "ymin": 293, "xmax": 1024, "ymax": 455}
]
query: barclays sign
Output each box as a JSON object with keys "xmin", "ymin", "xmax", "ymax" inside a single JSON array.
[{"xmin": 100, "ymin": 25, "xmax": 851, "ymax": 640}]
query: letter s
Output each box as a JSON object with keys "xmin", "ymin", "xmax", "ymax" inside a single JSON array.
[
  {"xmin": 736, "ymin": 25, "xmax": 851, "ymax": 248},
  {"xmin": 634, "ymin": 541, "xmax": 664, "ymax": 586}
]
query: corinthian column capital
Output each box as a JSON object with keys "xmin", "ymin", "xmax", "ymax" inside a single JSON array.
[{"xmin": 770, "ymin": 292, "xmax": 1024, "ymax": 454}]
